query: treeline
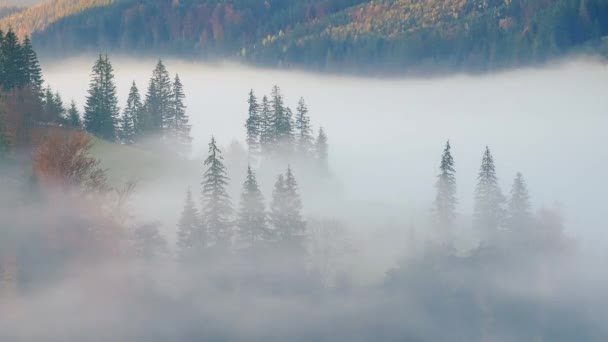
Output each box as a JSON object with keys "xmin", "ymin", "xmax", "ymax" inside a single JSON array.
[
  {"xmin": 82, "ymin": 55, "xmax": 192, "ymax": 154},
  {"xmin": 9, "ymin": 0, "xmax": 608, "ymax": 74},
  {"xmin": 245, "ymin": 86, "xmax": 329, "ymax": 172}
]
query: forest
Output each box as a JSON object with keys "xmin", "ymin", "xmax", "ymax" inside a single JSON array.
[
  {"xmin": 1, "ymin": 27, "xmax": 605, "ymax": 341},
  {"xmin": 1, "ymin": 0, "xmax": 608, "ymax": 74}
]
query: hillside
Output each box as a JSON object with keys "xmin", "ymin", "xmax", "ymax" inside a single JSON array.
[
  {"xmin": 0, "ymin": 0, "xmax": 113, "ymax": 38},
  {"xmin": 3, "ymin": 0, "xmax": 608, "ymax": 74}
]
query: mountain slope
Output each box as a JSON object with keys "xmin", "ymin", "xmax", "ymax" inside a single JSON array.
[
  {"xmin": 5, "ymin": 0, "xmax": 608, "ymax": 74},
  {"xmin": 0, "ymin": 0, "xmax": 114, "ymax": 37}
]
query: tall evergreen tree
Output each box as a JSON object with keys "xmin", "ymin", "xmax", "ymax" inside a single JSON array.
[
  {"xmin": 315, "ymin": 127, "xmax": 329, "ymax": 174},
  {"xmin": 118, "ymin": 107, "xmax": 135, "ymax": 145},
  {"xmin": 237, "ymin": 166, "xmax": 267, "ymax": 246},
  {"xmin": 84, "ymin": 54, "xmax": 119, "ymax": 141},
  {"xmin": 177, "ymin": 189, "xmax": 205, "ymax": 260},
  {"xmin": 124, "ymin": 81, "xmax": 144, "ymax": 140},
  {"xmin": 295, "ymin": 97, "xmax": 313, "ymax": 157},
  {"xmin": 66, "ymin": 100, "xmax": 82, "ymax": 128},
  {"xmin": 259, "ymin": 95, "xmax": 274, "ymax": 155},
  {"xmin": 0, "ymin": 111, "xmax": 10, "ymax": 160},
  {"xmin": 245, "ymin": 89, "xmax": 261, "ymax": 160},
  {"xmin": 0, "ymin": 29, "xmax": 25, "ymax": 90},
  {"xmin": 271, "ymin": 86, "xmax": 293, "ymax": 155},
  {"xmin": 435, "ymin": 140, "xmax": 457, "ymax": 234},
  {"xmin": 508, "ymin": 172, "xmax": 532, "ymax": 229},
  {"xmin": 170, "ymin": 74, "xmax": 191, "ymax": 155},
  {"xmin": 144, "ymin": 59, "xmax": 173, "ymax": 133},
  {"xmin": 270, "ymin": 166, "xmax": 306, "ymax": 247},
  {"xmin": 202, "ymin": 137, "xmax": 233, "ymax": 248},
  {"xmin": 21, "ymin": 36, "xmax": 43, "ymax": 94},
  {"xmin": 474, "ymin": 146, "xmax": 506, "ymax": 237}
]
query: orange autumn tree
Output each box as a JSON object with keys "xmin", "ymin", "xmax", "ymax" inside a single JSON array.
[{"xmin": 32, "ymin": 128, "xmax": 125, "ymax": 261}]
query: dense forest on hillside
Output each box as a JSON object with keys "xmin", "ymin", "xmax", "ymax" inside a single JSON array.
[{"xmin": 1, "ymin": 0, "xmax": 607, "ymax": 74}]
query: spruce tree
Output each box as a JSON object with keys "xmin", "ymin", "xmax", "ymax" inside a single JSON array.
[
  {"xmin": 67, "ymin": 100, "xmax": 82, "ymax": 128},
  {"xmin": 21, "ymin": 36, "xmax": 43, "ymax": 94},
  {"xmin": 474, "ymin": 146, "xmax": 506, "ymax": 236},
  {"xmin": 84, "ymin": 54, "xmax": 119, "ymax": 141},
  {"xmin": 0, "ymin": 111, "xmax": 10, "ymax": 160},
  {"xmin": 315, "ymin": 127, "xmax": 329, "ymax": 174},
  {"xmin": 245, "ymin": 89, "xmax": 260, "ymax": 160},
  {"xmin": 295, "ymin": 97, "xmax": 313, "ymax": 157},
  {"xmin": 144, "ymin": 59, "xmax": 173, "ymax": 133},
  {"xmin": 202, "ymin": 137, "xmax": 233, "ymax": 248},
  {"xmin": 259, "ymin": 95, "xmax": 274, "ymax": 155},
  {"xmin": 0, "ymin": 29, "xmax": 25, "ymax": 90},
  {"xmin": 435, "ymin": 140, "xmax": 457, "ymax": 233},
  {"xmin": 237, "ymin": 166, "xmax": 267, "ymax": 246},
  {"xmin": 271, "ymin": 86, "xmax": 293, "ymax": 155},
  {"xmin": 508, "ymin": 172, "xmax": 532, "ymax": 229},
  {"xmin": 124, "ymin": 81, "xmax": 144, "ymax": 140},
  {"xmin": 118, "ymin": 107, "xmax": 135, "ymax": 145},
  {"xmin": 170, "ymin": 74, "xmax": 191, "ymax": 155},
  {"xmin": 177, "ymin": 189, "xmax": 205, "ymax": 260},
  {"xmin": 270, "ymin": 166, "xmax": 306, "ymax": 247}
]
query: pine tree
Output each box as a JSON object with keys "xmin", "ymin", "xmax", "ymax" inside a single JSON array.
[
  {"xmin": 0, "ymin": 111, "xmax": 10, "ymax": 160},
  {"xmin": 202, "ymin": 137, "xmax": 233, "ymax": 248},
  {"xmin": 237, "ymin": 166, "xmax": 267, "ymax": 246},
  {"xmin": 474, "ymin": 146, "xmax": 506, "ymax": 236},
  {"xmin": 53, "ymin": 91, "xmax": 65, "ymax": 121},
  {"xmin": 259, "ymin": 95, "xmax": 274, "ymax": 155},
  {"xmin": 295, "ymin": 97, "xmax": 313, "ymax": 157},
  {"xmin": 170, "ymin": 74, "xmax": 191, "ymax": 155},
  {"xmin": 144, "ymin": 59, "xmax": 173, "ymax": 133},
  {"xmin": 271, "ymin": 86, "xmax": 293, "ymax": 155},
  {"xmin": 124, "ymin": 81, "xmax": 144, "ymax": 140},
  {"xmin": 435, "ymin": 140, "xmax": 457, "ymax": 234},
  {"xmin": 0, "ymin": 29, "xmax": 25, "ymax": 90},
  {"xmin": 21, "ymin": 36, "xmax": 43, "ymax": 95},
  {"xmin": 245, "ymin": 89, "xmax": 260, "ymax": 160},
  {"xmin": 508, "ymin": 172, "xmax": 532, "ymax": 229},
  {"xmin": 67, "ymin": 100, "xmax": 82, "ymax": 128},
  {"xmin": 270, "ymin": 166, "xmax": 306, "ymax": 247},
  {"xmin": 315, "ymin": 127, "xmax": 329, "ymax": 174},
  {"xmin": 118, "ymin": 108, "xmax": 135, "ymax": 145},
  {"xmin": 177, "ymin": 189, "xmax": 205, "ymax": 260},
  {"xmin": 84, "ymin": 54, "xmax": 119, "ymax": 141}
]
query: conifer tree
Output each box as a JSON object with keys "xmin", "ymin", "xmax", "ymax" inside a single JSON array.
[
  {"xmin": 202, "ymin": 137, "xmax": 233, "ymax": 248},
  {"xmin": 435, "ymin": 140, "xmax": 457, "ymax": 233},
  {"xmin": 237, "ymin": 166, "xmax": 267, "ymax": 246},
  {"xmin": 84, "ymin": 54, "xmax": 119, "ymax": 141},
  {"xmin": 295, "ymin": 97, "xmax": 313, "ymax": 157},
  {"xmin": 0, "ymin": 29, "xmax": 25, "ymax": 90},
  {"xmin": 271, "ymin": 86, "xmax": 293, "ymax": 155},
  {"xmin": 270, "ymin": 166, "xmax": 306, "ymax": 247},
  {"xmin": 259, "ymin": 95, "xmax": 274, "ymax": 155},
  {"xmin": 53, "ymin": 91, "xmax": 65, "ymax": 120},
  {"xmin": 124, "ymin": 81, "xmax": 144, "ymax": 139},
  {"xmin": 144, "ymin": 59, "xmax": 173, "ymax": 133},
  {"xmin": 118, "ymin": 108, "xmax": 135, "ymax": 145},
  {"xmin": 67, "ymin": 100, "xmax": 82, "ymax": 128},
  {"xmin": 474, "ymin": 146, "xmax": 506, "ymax": 236},
  {"xmin": 0, "ymin": 29, "xmax": 4, "ymax": 85},
  {"xmin": 0, "ymin": 112, "xmax": 9, "ymax": 160},
  {"xmin": 508, "ymin": 172, "xmax": 532, "ymax": 229},
  {"xmin": 177, "ymin": 189, "xmax": 205, "ymax": 260},
  {"xmin": 245, "ymin": 89, "xmax": 261, "ymax": 159},
  {"xmin": 170, "ymin": 74, "xmax": 191, "ymax": 155},
  {"xmin": 21, "ymin": 36, "xmax": 43, "ymax": 94},
  {"xmin": 315, "ymin": 127, "xmax": 329, "ymax": 174}
]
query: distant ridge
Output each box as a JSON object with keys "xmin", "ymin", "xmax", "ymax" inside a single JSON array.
[{"xmin": 3, "ymin": 0, "xmax": 608, "ymax": 75}]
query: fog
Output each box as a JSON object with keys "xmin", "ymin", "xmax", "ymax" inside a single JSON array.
[
  {"xmin": 1, "ymin": 57, "xmax": 605, "ymax": 341},
  {"xmin": 43, "ymin": 56, "xmax": 608, "ymax": 245}
]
